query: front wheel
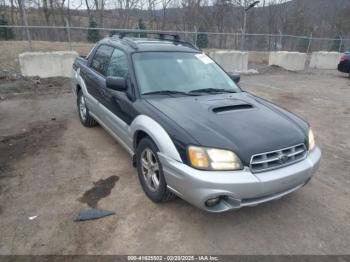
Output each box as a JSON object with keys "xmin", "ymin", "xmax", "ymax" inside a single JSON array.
[{"xmin": 136, "ymin": 137, "xmax": 176, "ymax": 203}]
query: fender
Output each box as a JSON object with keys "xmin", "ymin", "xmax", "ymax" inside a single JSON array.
[
  {"xmin": 129, "ymin": 115, "xmax": 182, "ymax": 163},
  {"xmin": 74, "ymin": 68, "xmax": 99, "ymax": 113},
  {"xmin": 71, "ymin": 68, "xmax": 79, "ymax": 96},
  {"xmin": 75, "ymin": 68, "xmax": 88, "ymax": 96}
]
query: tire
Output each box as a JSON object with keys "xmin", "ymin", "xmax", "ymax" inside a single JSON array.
[
  {"xmin": 77, "ymin": 89, "xmax": 98, "ymax": 127},
  {"xmin": 136, "ymin": 137, "xmax": 176, "ymax": 203}
]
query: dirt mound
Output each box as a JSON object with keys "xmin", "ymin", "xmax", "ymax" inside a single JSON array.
[{"xmin": 0, "ymin": 120, "xmax": 67, "ymax": 179}]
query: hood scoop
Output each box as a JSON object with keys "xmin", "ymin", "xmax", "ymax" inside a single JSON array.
[{"xmin": 212, "ymin": 103, "xmax": 253, "ymax": 113}]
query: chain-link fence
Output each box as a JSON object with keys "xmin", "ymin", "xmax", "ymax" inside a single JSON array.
[
  {"xmin": 1, "ymin": 25, "xmax": 349, "ymax": 73},
  {"xmin": 1, "ymin": 25, "xmax": 350, "ymax": 52}
]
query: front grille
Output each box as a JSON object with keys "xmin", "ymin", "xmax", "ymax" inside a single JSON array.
[{"xmin": 250, "ymin": 143, "xmax": 307, "ymax": 173}]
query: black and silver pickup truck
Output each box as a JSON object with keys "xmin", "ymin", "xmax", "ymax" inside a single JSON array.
[{"xmin": 71, "ymin": 33, "xmax": 321, "ymax": 212}]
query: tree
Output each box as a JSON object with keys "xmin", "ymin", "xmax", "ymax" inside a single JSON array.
[
  {"xmin": 17, "ymin": 0, "xmax": 31, "ymax": 49},
  {"xmin": 161, "ymin": 0, "xmax": 172, "ymax": 30},
  {"xmin": 135, "ymin": 19, "xmax": 147, "ymax": 38},
  {"xmin": 196, "ymin": 26, "xmax": 208, "ymax": 48},
  {"xmin": 212, "ymin": 0, "xmax": 232, "ymax": 48},
  {"xmin": 87, "ymin": 19, "xmax": 100, "ymax": 43},
  {"xmin": 336, "ymin": 7, "xmax": 350, "ymax": 37},
  {"xmin": 297, "ymin": 37, "xmax": 309, "ymax": 53},
  {"xmin": 330, "ymin": 35, "xmax": 343, "ymax": 52},
  {"xmin": 0, "ymin": 15, "xmax": 15, "ymax": 40},
  {"xmin": 291, "ymin": 0, "xmax": 311, "ymax": 52},
  {"xmin": 181, "ymin": 0, "xmax": 204, "ymax": 32}
]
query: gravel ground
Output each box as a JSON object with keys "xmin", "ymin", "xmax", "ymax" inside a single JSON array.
[{"xmin": 0, "ymin": 69, "xmax": 349, "ymax": 255}]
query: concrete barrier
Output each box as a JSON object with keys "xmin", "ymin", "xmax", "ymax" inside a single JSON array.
[
  {"xmin": 207, "ymin": 50, "xmax": 248, "ymax": 73},
  {"xmin": 248, "ymin": 51, "xmax": 269, "ymax": 65},
  {"xmin": 269, "ymin": 51, "xmax": 307, "ymax": 71},
  {"xmin": 310, "ymin": 52, "xmax": 341, "ymax": 69},
  {"xmin": 19, "ymin": 51, "xmax": 78, "ymax": 78}
]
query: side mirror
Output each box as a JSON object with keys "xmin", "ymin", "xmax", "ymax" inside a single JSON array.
[
  {"xmin": 228, "ymin": 73, "xmax": 240, "ymax": 84},
  {"xmin": 106, "ymin": 76, "xmax": 127, "ymax": 91}
]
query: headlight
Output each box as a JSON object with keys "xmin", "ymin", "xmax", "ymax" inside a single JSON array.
[
  {"xmin": 188, "ymin": 146, "xmax": 243, "ymax": 170},
  {"xmin": 308, "ymin": 128, "xmax": 315, "ymax": 151}
]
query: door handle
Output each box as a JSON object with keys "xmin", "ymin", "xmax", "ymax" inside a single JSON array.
[
  {"xmin": 80, "ymin": 70, "xmax": 88, "ymax": 79},
  {"xmin": 84, "ymin": 73, "xmax": 92, "ymax": 79}
]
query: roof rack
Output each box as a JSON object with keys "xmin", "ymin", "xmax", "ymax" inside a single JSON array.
[
  {"xmin": 121, "ymin": 38, "xmax": 138, "ymax": 49},
  {"xmin": 117, "ymin": 31, "xmax": 180, "ymax": 41},
  {"xmin": 168, "ymin": 38, "xmax": 200, "ymax": 51},
  {"xmin": 109, "ymin": 30, "xmax": 200, "ymax": 51}
]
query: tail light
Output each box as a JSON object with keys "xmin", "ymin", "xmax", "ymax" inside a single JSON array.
[{"xmin": 340, "ymin": 56, "xmax": 347, "ymax": 62}]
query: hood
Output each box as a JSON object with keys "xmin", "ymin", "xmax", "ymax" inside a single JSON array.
[{"xmin": 145, "ymin": 92, "xmax": 308, "ymax": 165}]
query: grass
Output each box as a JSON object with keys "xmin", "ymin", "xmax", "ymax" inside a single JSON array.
[{"xmin": 0, "ymin": 41, "xmax": 94, "ymax": 72}]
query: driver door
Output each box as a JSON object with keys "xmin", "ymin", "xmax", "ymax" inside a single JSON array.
[{"xmin": 100, "ymin": 48, "xmax": 137, "ymax": 147}]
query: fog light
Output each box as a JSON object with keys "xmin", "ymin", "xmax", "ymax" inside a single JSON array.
[{"xmin": 205, "ymin": 197, "xmax": 221, "ymax": 207}]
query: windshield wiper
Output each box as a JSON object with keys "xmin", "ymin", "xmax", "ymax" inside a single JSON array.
[
  {"xmin": 189, "ymin": 88, "xmax": 236, "ymax": 94},
  {"xmin": 142, "ymin": 90, "xmax": 200, "ymax": 96}
]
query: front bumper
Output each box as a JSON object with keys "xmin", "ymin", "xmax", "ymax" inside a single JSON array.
[{"xmin": 158, "ymin": 147, "xmax": 321, "ymax": 212}]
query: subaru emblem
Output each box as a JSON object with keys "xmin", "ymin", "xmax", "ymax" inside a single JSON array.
[{"xmin": 278, "ymin": 153, "xmax": 288, "ymax": 164}]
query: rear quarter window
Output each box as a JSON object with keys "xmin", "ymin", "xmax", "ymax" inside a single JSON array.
[{"xmin": 90, "ymin": 45, "xmax": 114, "ymax": 76}]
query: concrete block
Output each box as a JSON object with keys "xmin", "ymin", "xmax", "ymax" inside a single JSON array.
[
  {"xmin": 309, "ymin": 52, "xmax": 341, "ymax": 69},
  {"xmin": 19, "ymin": 51, "xmax": 78, "ymax": 78},
  {"xmin": 248, "ymin": 51, "xmax": 269, "ymax": 64},
  {"xmin": 207, "ymin": 50, "xmax": 248, "ymax": 72},
  {"xmin": 269, "ymin": 51, "xmax": 307, "ymax": 71}
]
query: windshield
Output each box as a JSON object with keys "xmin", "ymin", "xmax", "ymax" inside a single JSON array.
[{"xmin": 132, "ymin": 52, "xmax": 241, "ymax": 95}]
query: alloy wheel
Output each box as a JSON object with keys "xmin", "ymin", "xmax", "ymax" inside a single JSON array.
[
  {"xmin": 79, "ymin": 95, "xmax": 87, "ymax": 121},
  {"xmin": 141, "ymin": 148, "xmax": 160, "ymax": 192}
]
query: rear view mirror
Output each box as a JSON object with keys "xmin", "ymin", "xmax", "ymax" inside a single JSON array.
[
  {"xmin": 106, "ymin": 76, "xmax": 127, "ymax": 91},
  {"xmin": 228, "ymin": 73, "xmax": 240, "ymax": 84}
]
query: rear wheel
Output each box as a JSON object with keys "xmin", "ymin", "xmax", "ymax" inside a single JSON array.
[
  {"xmin": 77, "ymin": 90, "xmax": 97, "ymax": 127},
  {"xmin": 136, "ymin": 137, "xmax": 176, "ymax": 202}
]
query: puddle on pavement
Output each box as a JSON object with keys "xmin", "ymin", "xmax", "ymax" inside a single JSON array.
[{"xmin": 78, "ymin": 176, "xmax": 119, "ymax": 208}]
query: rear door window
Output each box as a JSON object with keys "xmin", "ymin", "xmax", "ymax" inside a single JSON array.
[{"xmin": 90, "ymin": 45, "xmax": 114, "ymax": 76}]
